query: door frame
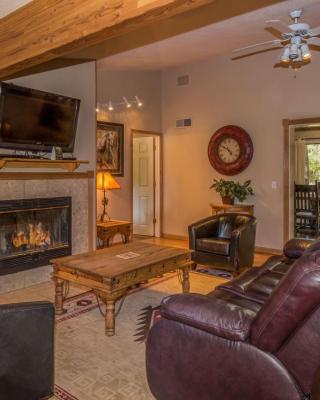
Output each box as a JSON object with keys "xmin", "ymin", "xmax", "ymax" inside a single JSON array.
[
  {"xmin": 131, "ymin": 129, "xmax": 163, "ymax": 237},
  {"xmin": 283, "ymin": 117, "xmax": 320, "ymax": 243}
]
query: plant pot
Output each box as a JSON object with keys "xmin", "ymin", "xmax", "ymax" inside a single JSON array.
[{"xmin": 221, "ymin": 196, "xmax": 234, "ymax": 205}]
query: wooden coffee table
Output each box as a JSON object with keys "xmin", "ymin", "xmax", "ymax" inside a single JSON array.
[{"xmin": 51, "ymin": 242, "xmax": 192, "ymax": 336}]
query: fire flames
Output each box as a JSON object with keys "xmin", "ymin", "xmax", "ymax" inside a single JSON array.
[{"xmin": 12, "ymin": 222, "xmax": 51, "ymax": 249}]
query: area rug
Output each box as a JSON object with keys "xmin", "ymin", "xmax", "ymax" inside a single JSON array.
[
  {"xmin": 54, "ymin": 384, "xmax": 79, "ymax": 400},
  {"xmin": 53, "ymin": 271, "xmax": 221, "ymax": 400},
  {"xmin": 194, "ymin": 267, "xmax": 233, "ymax": 279}
]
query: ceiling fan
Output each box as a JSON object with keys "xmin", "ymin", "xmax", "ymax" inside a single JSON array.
[{"xmin": 233, "ymin": 9, "xmax": 320, "ymax": 68}]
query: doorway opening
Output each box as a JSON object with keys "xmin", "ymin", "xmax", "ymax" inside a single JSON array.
[
  {"xmin": 131, "ymin": 130, "xmax": 162, "ymax": 237},
  {"xmin": 283, "ymin": 118, "xmax": 320, "ymax": 242}
]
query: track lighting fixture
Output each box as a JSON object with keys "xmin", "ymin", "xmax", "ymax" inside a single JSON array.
[{"xmin": 96, "ymin": 96, "xmax": 144, "ymax": 112}]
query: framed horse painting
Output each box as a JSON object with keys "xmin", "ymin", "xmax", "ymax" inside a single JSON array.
[{"xmin": 96, "ymin": 121, "xmax": 124, "ymax": 176}]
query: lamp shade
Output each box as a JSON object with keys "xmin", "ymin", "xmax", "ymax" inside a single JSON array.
[{"xmin": 96, "ymin": 172, "xmax": 120, "ymax": 190}]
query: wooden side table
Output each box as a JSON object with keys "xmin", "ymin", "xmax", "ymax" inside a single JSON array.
[
  {"xmin": 210, "ymin": 203, "xmax": 254, "ymax": 216},
  {"xmin": 97, "ymin": 220, "xmax": 132, "ymax": 248}
]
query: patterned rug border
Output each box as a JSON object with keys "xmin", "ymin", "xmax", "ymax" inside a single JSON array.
[
  {"xmin": 54, "ymin": 384, "xmax": 79, "ymax": 400},
  {"xmin": 56, "ymin": 272, "xmax": 177, "ymax": 323}
]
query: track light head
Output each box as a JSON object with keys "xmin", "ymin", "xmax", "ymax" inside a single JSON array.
[
  {"xmin": 108, "ymin": 101, "xmax": 114, "ymax": 111},
  {"xmin": 135, "ymin": 96, "xmax": 143, "ymax": 107},
  {"xmin": 123, "ymin": 97, "xmax": 132, "ymax": 108}
]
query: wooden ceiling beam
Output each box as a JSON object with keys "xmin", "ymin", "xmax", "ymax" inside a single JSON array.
[{"xmin": 0, "ymin": 0, "xmax": 214, "ymax": 79}]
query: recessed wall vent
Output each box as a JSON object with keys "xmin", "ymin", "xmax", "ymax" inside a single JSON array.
[
  {"xmin": 176, "ymin": 118, "xmax": 192, "ymax": 128},
  {"xmin": 177, "ymin": 75, "xmax": 189, "ymax": 86}
]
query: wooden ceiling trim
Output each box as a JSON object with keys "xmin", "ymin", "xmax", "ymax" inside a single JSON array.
[{"xmin": 0, "ymin": 0, "xmax": 214, "ymax": 79}]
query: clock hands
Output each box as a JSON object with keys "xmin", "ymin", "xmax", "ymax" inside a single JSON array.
[{"xmin": 221, "ymin": 145, "xmax": 233, "ymax": 156}]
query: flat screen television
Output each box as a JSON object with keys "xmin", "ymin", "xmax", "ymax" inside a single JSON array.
[{"xmin": 0, "ymin": 82, "xmax": 80, "ymax": 153}]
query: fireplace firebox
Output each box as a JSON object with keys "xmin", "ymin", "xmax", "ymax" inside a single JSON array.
[{"xmin": 0, "ymin": 197, "xmax": 72, "ymax": 275}]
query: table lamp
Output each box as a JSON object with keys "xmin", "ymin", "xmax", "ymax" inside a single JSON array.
[{"xmin": 96, "ymin": 172, "xmax": 120, "ymax": 222}]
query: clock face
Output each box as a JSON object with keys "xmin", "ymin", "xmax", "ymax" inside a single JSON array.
[
  {"xmin": 218, "ymin": 138, "xmax": 241, "ymax": 164},
  {"xmin": 208, "ymin": 126, "xmax": 253, "ymax": 176}
]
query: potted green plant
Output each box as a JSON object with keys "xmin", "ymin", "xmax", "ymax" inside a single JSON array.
[{"xmin": 210, "ymin": 179, "xmax": 254, "ymax": 205}]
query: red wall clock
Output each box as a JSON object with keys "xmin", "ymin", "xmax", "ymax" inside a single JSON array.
[{"xmin": 208, "ymin": 125, "xmax": 253, "ymax": 176}]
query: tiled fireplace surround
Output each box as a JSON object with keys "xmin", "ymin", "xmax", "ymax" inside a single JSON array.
[{"xmin": 0, "ymin": 172, "xmax": 94, "ymax": 294}]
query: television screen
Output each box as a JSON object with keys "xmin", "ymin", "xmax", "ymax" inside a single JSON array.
[{"xmin": 0, "ymin": 82, "xmax": 80, "ymax": 152}]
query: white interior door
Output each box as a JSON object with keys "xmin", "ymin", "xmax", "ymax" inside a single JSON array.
[{"xmin": 133, "ymin": 136, "xmax": 155, "ymax": 235}]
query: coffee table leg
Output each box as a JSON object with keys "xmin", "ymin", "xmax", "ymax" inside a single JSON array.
[
  {"xmin": 182, "ymin": 267, "xmax": 190, "ymax": 293},
  {"xmin": 105, "ymin": 300, "xmax": 115, "ymax": 336},
  {"xmin": 54, "ymin": 278, "xmax": 66, "ymax": 315}
]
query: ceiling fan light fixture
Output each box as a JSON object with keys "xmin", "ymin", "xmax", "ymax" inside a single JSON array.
[
  {"xmin": 301, "ymin": 43, "xmax": 311, "ymax": 60},
  {"xmin": 289, "ymin": 43, "xmax": 299, "ymax": 59},
  {"xmin": 281, "ymin": 46, "xmax": 290, "ymax": 63}
]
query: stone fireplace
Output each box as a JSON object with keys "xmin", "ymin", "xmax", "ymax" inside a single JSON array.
[
  {"xmin": 0, "ymin": 197, "xmax": 72, "ymax": 275},
  {"xmin": 0, "ymin": 171, "xmax": 94, "ymax": 294}
]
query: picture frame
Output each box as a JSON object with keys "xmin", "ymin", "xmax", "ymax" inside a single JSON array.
[{"xmin": 96, "ymin": 121, "xmax": 124, "ymax": 176}]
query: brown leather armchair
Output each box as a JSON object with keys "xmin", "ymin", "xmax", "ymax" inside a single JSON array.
[
  {"xmin": 146, "ymin": 238, "xmax": 320, "ymax": 400},
  {"xmin": 188, "ymin": 213, "xmax": 256, "ymax": 274}
]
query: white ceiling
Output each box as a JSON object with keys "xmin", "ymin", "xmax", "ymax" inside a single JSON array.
[
  {"xmin": 0, "ymin": 0, "xmax": 31, "ymax": 18},
  {"xmin": 98, "ymin": 0, "xmax": 320, "ymax": 71}
]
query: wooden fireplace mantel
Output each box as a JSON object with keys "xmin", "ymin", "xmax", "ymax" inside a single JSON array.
[
  {"xmin": 0, "ymin": 158, "xmax": 89, "ymax": 172},
  {"xmin": 0, "ymin": 171, "xmax": 94, "ymax": 180}
]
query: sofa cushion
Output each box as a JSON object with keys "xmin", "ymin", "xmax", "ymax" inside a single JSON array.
[
  {"xmin": 196, "ymin": 238, "xmax": 230, "ymax": 255},
  {"xmin": 161, "ymin": 291, "xmax": 260, "ymax": 341}
]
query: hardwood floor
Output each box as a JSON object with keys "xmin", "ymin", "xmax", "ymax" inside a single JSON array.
[{"xmin": 0, "ymin": 236, "xmax": 272, "ymax": 305}]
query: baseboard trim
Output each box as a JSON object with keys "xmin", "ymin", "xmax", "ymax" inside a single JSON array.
[
  {"xmin": 255, "ymin": 246, "xmax": 282, "ymax": 255},
  {"xmin": 162, "ymin": 233, "xmax": 188, "ymax": 241},
  {"xmin": 162, "ymin": 233, "xmax": 282, "ymax": 255}
]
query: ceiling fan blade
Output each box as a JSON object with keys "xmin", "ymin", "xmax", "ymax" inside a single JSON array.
[
  {"xmin": 266, "ymin": 19, "xmax": 290, "ymax": 31},
  {"xmin": 273, "ymin": 62, "xmax": 290, "ymax": 69},
  {"xmin": 309, "ymin": 26, "xmax": 320, "ymax": 36},
  {"xmin": 265, "ymin": 26, "xmax": 284, "ymax": 39},
  {"xmin": 232, "ymin": 46, "xmax": 283, "ymax": 61},
  {"xmin": 307, "ymin": 36, "xmax": 320, "ymax": 44},
  {"xmin": 309, "ymin": 44, "xmax": 320, "ymax": 52},
  {"xmin": 233, "ymin": 39, "xmax": 285, "ymax": 53}
]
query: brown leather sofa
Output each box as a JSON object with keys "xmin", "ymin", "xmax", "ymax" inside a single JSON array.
[
  {"xmin": 0, "ymin": 301, "xmax": 55, "ymax": 400},
  {"xmin": 188, "ymin": 213, "xmax": 256, "ymax": 275},
  {"xmin": 146, "ymin": 238, "xmax": 320, "ymax": 400}
]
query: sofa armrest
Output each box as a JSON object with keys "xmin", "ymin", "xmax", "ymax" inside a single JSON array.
[
  {"xmin": 160, "ymin": 293, "xmax": 257, "ymax": 341},
  {"xmin": 283, "ymin": 238, "xmax": 313, "ymax": 259},
  {"xmin": 0, "ymin": 301, "xmax": 55, "ymax": 400},
  {"xmin": 188, "ymin": 217, "xmax": 220, "ymax": 250}
]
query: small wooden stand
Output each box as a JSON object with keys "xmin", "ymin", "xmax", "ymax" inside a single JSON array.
[
  {"xmin": 210, "ymin": 203, "xmax": 254, "ymax": 216},
  {"xmin": 97, "ymin": 220, "xmax": 132, "ymax": 248}
]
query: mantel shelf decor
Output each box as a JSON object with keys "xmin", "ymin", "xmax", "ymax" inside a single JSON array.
[{"xmin": 0, "ymin": 158, "xmax": 89, "ymax": 172}]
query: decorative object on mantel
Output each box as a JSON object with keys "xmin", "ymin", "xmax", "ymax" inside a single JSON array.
[
  {"xmin": 97, "ymin": 121, "xmax": 124, "ymax": 176},
  {"xmin": 210, "ymin": 179, "xmax": 254, "ymax": 205},
  {"xmin": 96, "ymin": 96, "xmax": 143, "ymax": 112},
  {"xmin": 96, "ymin": 171, "xmax": 120, "ymax": 222},
  {"xmin": 208, "ymin": 125, "xmax": 253, "ymax": 176},
  {"xmin": 0, "ymin": 158, "xmax": 88, "ymax": 172}
]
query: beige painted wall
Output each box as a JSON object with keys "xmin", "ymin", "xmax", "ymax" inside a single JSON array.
[
  {"xmin": 96, "ymin": 69, "xmax": 162, "ymax": 221},
  {"xmin": 161, "ymin": 52, "xmax": 320, "ymax": 250}
]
